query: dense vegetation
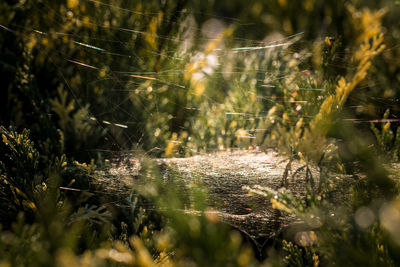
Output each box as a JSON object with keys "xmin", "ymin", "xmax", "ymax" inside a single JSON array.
[{"xmin": 1, "ymin": 0, "xmax": 400, "ymax": 266}]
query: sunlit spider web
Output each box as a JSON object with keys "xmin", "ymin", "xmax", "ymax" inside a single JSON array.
[{"xmin": 2, "ymin": 0, "xmax": 398, "ymax": 159}]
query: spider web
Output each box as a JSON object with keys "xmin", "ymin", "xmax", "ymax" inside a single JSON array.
[{"xmin": 1, "ymin": 0, "xmax": 397, "ymax": 159}]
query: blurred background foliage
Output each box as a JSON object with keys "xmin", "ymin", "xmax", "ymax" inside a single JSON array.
[
  {"xmin": 1, "ymin": 0, "xmax": 400, "ymax": 158},
  {"xmin": 1, "ymin": 0, "xmax": 400, "ymax": 266}
]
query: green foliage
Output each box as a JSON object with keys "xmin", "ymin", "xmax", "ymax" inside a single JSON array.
[
  {"xmin": 0, "ymin": 127, "xmax": 112, "ymax": 266},
  {"xmin": 1, "ymin": 0, "xmax": 400, "ymax": 266},
  {"xmin": 283, "ymin": 240, "xmax": 319, "ymax": 267},
  {"xmin": 371, "ymin": 109, "xmax": 400, "ymax": 161},
  {"xmin": 50, "ymin": 86, "xmax": 107, "ymax": 158},
  {"xmin": 0, "ymin": 126, "xmax": 39, "ymax": 226}
]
